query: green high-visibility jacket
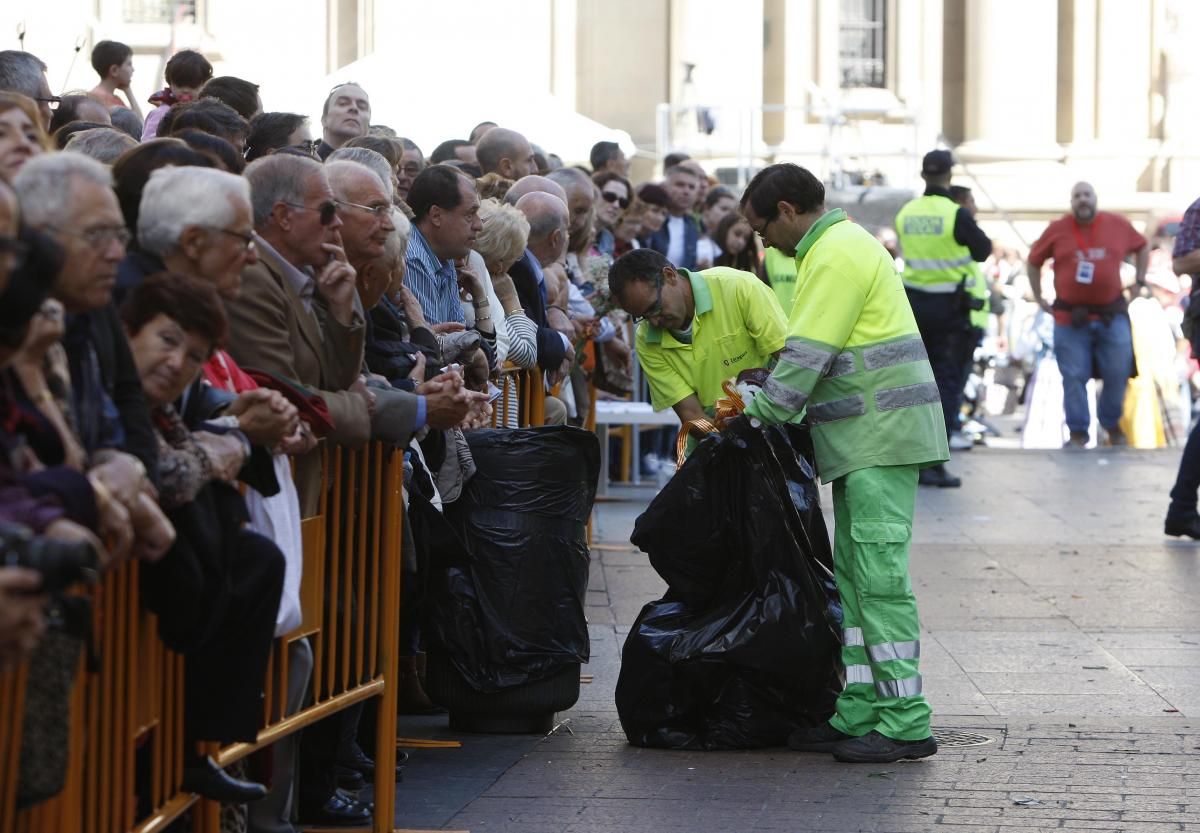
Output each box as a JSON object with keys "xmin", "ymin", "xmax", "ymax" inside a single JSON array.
[{"xmin": 745, "ymin": 209, "xmax": 949, "ymax": 483}]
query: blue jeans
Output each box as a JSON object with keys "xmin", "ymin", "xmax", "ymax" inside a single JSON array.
[{"xmin": 1053, "ymin": 315, "xmax": 1134, "ymax": 433}]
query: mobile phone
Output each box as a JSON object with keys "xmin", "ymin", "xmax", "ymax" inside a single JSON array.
[{"xmin": 487, "ymin": 383, "xmax": 504, "ymax": 404}]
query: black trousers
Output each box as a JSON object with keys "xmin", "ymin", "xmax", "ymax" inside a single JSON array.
[
  {"xmin": 1169, "ymin": 417, "xmax": 1200, "ymax": 521},
  {"xmin": 906, "ymin": 289, "xmax": 972, "ymax": 437},
  {"xmin": 185, "ymin": 529, "xmax": 285, "ymax": 744}
]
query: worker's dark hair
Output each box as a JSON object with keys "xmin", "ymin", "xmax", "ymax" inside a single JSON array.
[
  {"xmin": 740, "ymin": 162, "xmax": 825, "ymax": 221},
  {"xmin": 609, "ymin": 247, "xmax": 670, "ymax": 301}
]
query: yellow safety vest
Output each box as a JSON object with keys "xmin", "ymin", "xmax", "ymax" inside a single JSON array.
[{"xmin": 895, "ymin": 195, "xmax": 973, "ymax": 293}]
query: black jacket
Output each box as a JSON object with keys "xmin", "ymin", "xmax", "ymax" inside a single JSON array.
[{"xmin": 509, "ymin": 250, "xmax": 567, "ymax": 371}]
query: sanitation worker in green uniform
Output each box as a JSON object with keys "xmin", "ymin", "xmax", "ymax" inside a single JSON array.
[
  {"xmin": 740, "ymin": 163, "xmax": 947, "ymax": 764},
  {"xmin": 608, "ymin": 248, "xmax": 787, "ymax": 444}
]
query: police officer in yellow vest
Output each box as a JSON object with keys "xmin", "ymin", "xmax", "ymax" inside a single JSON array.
[
  {"xmin": 895, "ymin": 150, "xmax": 992, "ymax": 487},
  {"xmin": 741, "ymin": 163, "xmax": 947, "ymax": 764}
]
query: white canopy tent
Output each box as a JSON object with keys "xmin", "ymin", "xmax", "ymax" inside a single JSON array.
[{"xmin": 269, "ymin": 51, "xmax": 635, "ymax": 166}]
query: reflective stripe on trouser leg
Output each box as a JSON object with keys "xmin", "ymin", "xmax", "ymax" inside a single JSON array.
[
  {"xmin": 828, "ymin": 464, "xmax": 932, "ymax": 742},
  {"xmin": 828, "ymin": 476, "xmax": 877, "ymax": 738}
]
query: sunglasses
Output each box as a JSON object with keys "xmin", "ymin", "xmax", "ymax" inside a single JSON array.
[
  {"xmin": 601, "ymin": 191, "xmax": 631, "ymax": 209},
  {"xmin": 283, "ymin": 200, "xmax": 338, "ymax": 225}
]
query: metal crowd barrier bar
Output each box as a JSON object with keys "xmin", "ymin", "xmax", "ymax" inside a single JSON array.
[
  {"xmin": 0, "ymin": 441, "xmax": 405, "ymax": 833},
  {"xmin": 489, "ymin": 363, "xmax": 545, "ymax": 428}
]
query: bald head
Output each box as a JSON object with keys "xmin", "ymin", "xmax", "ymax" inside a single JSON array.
[
  {"xmin": 504, "ymin": 175, "xmax": 567, "ymax": 206},
  {"xmin": 504, "ymin": 175, "xmax": 567, "ymax": 209},
  {"xmin": 1070, "ymin": 181, "xmax": 1097, "ymax": 224},
  {"xmin": 515, "ymin": 191, "xmax": 569, "ymax": 266},
  {"xmin": 547, "ymin": 167, "xmax": 596, "ymax": 236},
  {"xmin": 475, "ymin": 127, "xmax": 536, "ymax": 179}
]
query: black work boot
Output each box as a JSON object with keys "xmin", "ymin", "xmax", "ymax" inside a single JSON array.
[
  {"xmin": 787, "ymin": 723, "xmax": 855, "ymax": 752},
  {"xmin": 832, "ymin": 730, "xmax": 937, "ymax": 763}
]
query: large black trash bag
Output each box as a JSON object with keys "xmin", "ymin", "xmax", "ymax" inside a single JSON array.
[
  {"xmin": 428, "ymin": 426, "xmax": 600, "ymax": 693},
  {"xmin": 616, "ymin": 419, "xmax": 843, "ymax": 749}
]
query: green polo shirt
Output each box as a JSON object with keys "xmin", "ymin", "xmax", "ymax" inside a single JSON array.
[{"xmin": 635, "ymin": 267, "xmax": 787, "ymax": 413}]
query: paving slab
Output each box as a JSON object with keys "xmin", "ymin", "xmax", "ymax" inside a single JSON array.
[{"xmin": 394, "ymin": 444, "xmax": 1200, "ymax": 831}]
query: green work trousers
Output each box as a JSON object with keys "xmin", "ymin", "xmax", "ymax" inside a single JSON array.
[{"xmin": 827, "ymin": 464, "xmax": 932, "ymax": 741}]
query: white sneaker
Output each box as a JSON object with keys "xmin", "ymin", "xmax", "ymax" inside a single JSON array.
[{"xmin": 948, "ymin": 431, "xmax": 974, "ymax": 451}]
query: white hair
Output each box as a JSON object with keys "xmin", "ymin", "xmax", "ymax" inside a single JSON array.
[
  {"xmin": 380, "ymin": 208, "xmax": 411, "ymax": 270},
  {"xmin": 13, "ymin": 153, "xmax": 112, "ymax": 228},
  {"xmin": 326, "ymin": 152, "xmax": 392, "ymax": 200},
  {"xmin": 64, "ymin": 128, "xmax": 138, "ymax": 165},
  {"xmin": 138, "ymin": 166, "xmax": 251, "ymax": 256}
]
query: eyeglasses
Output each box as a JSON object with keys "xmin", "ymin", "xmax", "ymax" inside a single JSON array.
[
  {"xmin": 206, "ymin": 227, "xmax": 257, "ymax": 251},
  {"xmin": 630, "ymin": 276, "xmax": 664, "ymax": 324},
  {"xmin": 47, "ymin": 224, "xmax": 131, "ymax": 249},
  {"xmin": 282, "ymin": 200, "xmax": 338, "ymax": 226},
  {"xmin": 335, "ymin": 199, "xmax": 391, "ymax": 220},
  {"xmin": 34, "ymin": 96, "xmax": 61, "ymax": 110},
  {"xmin": 751, "ymin": 213, "xmax": 778, "ymax": 242},
  {"xmin": 288, "ymin": 139, "xmax": 320, "ymax": 157},
  {"xmin": 601, "ymin": 191, "xmax": 630, "ymax": 209}
]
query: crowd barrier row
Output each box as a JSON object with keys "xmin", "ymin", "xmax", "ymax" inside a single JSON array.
[{"xmin": 0, "ymin": 366, "xmax": 547, "ymax": 833}]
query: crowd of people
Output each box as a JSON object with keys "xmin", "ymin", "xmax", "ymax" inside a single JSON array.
[
  {"xmin": 0, "ymin": 37, "xmax": 822, "ymax": 831},
  {"xmin": 3, "ymin": 29, "xmax": 1200, "ymax": 831}
]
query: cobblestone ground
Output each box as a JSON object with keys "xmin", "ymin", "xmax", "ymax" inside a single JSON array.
[{"xmin": 393, "ymin": 445, "xmax": 1200, "ymax": 832}]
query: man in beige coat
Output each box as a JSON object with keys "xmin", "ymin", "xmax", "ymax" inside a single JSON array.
[{"xmin": 223, "ymin": 153, "xmax": 391, "ymax": 518}]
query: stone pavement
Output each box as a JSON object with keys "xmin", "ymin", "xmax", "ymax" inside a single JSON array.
[{"xmin": 392, "ymin": 445, "xmax": 1200, "ymax": 832}]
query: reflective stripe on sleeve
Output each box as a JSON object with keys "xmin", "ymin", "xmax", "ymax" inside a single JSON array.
[
  {"xmin": 762, "ymin": 377, "xmax": 810, "ymax": 412},
  {"xmin": 826, "ymin": 352, "xmax": 856, "ymax": 378},
  {"xmin": 845, "ymin": 664, "xmax": 875, "ymax": 685},
  {"xmin": 867, "ymin": 640, "xmax": 921, "ymax": 663},
  {"xmin": 875, "ymin": 675, "xmax": 923, "ymax": 699},
  {"xmin": 843, "ymin": 627, "xmax": 865, "ymax": 647},
  {"xmin": 781, "ymin": 340, "xmax": 835, "ymax": 374}
]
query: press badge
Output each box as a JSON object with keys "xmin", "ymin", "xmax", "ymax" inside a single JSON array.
[{"xmin": 1075, "ymin": 260, "xmax": 1095, "ymax": 285}]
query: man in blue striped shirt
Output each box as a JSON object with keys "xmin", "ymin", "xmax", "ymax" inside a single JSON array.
[{"xmin": 404, "ymin": 165, "xmax": 482, "ymax": 325}]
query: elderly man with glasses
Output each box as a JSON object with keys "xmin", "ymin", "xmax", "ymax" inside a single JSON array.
[{"xmin": 608, "ymin": 246, "xmax": 787, "ymax": 455}]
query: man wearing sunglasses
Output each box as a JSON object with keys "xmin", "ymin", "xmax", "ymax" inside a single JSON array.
[
  {"xmin": 739, "ymin": 162, "xmax": 947, "ymax": 765},
  {"xmin": 608, "ymin": 247, "xmax": 787, "ymax": 449},
  {"xmin": 222, "ymin": 153, "xmax": 372, "ymax": 521}
]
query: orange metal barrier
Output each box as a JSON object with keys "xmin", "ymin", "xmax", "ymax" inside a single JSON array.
[
  {"xmin": 490, "ymin": 363, "xmax": 545, "ymax": 428},
  {"xmin": 0, "ymin": 441, "xmax": 405, "ymax": 833}
]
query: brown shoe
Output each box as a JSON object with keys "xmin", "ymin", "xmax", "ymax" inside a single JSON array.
[
  {"xmin": 1067, "ymin": 430, "xmax": 1089, "ymax": 448},
  {"xmin": 1103, "ymin": 426, "xmax": 1127, "ymax": 446}
]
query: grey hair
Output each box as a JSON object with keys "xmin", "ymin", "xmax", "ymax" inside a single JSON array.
[
  {"xmin": 13, "ymin": 152, "xmax": 112, "ymax": 227},
  {"xmin": 244, "ymin": 153, "xmax": 324, "ymax": 227},
  {"xmin": 380, "ymin": 208, "xmax": 411, "ymax": 270},
  {"xmin": 138, "ymin": 166, "xmax": 251, "ymax": 256},
  {"xmin": 0, "ymin": 51, "xmax": 47, "ymax": 99},
  {"xmin": 64, "ymin": 128, "xmax": 138, "ymax": 165},
  {"xmin": 326, "ymin": 148, "xmax": 393, "ymax": 199},
  {"xmin": 475, "ymin": 198, "xmax": 529, "ymax": 267}
]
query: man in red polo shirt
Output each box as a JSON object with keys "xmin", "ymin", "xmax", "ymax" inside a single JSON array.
[{"xmin": 1028, "ymin": 182, "xmax": 1148, "ymax": 447}]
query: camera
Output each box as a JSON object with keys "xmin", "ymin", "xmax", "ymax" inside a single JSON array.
[{"xmin": 0, "ymin": 522, "xmax": 99, "ymax": 595}]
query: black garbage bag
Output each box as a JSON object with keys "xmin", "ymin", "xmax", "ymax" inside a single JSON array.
[
  {"xmin": 616, "ymin": 419, "xmax": 843, "ymax": 749},
  {"xmin": 427, "ymin": 426, "xmax": 600, "ymax": 693}
]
